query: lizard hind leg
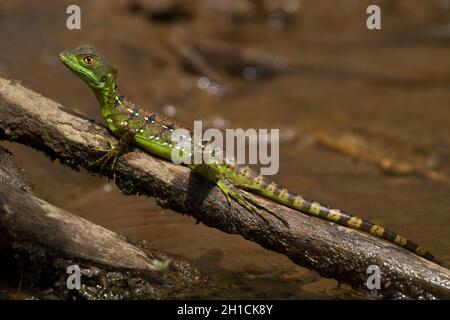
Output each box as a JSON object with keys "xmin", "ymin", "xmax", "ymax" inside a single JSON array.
[{"xmin": 216, "ymin": 179, "xmax": 289, "ymax": 227}]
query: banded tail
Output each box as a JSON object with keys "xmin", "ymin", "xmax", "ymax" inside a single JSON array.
[{"xmin": 247, "ymin": 173, "xmax": 439, "ymax": 264}]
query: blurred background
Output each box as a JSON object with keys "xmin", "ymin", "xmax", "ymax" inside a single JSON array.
[{"xmin": 0, "ymin": 0, "xmax": 449, "ymax": 298}]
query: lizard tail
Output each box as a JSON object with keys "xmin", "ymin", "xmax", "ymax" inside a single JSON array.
[{"xmin": 250, "ymin": 176, "xmax": 439, "ymax": 264}]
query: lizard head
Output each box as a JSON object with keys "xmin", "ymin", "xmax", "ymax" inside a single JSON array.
[{"xmin": 59, "ymin": 45, "xmax": 118, "ymax": 90}]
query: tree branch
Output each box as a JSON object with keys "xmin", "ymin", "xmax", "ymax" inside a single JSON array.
[
  {"xmin": 0, "ymin": 76, "xmax": 449, "ymax": 299},
  {"xmin": 0, "ymin": 144, "xmax": 204, "ymax": 299}
]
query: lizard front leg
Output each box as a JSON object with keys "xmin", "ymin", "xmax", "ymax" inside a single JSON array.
[{"xmin": 90, "ymin": 130, "xmax": 135, "ymax": 170}]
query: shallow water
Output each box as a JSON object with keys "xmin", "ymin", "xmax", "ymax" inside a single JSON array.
[{"xmin": 0, "ymin": 0, "xmax": 449, "ymax": 299}]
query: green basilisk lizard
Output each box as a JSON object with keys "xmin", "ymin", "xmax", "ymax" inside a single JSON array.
[{"xmin": 59, "ymin": 45, "xmax": 439, "ymax": 264}]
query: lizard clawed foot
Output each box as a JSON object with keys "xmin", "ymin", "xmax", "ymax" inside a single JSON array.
[
  {"xmin": 217, "ymin": 179, "xmax": 289, "ymax": 227},
  {"xmin": 240, "ymin": 192, "xmax": 289, "ymax": 227},
  {"xmin": 91, "ymin": 139, "xmax": 115, "ymax": 153},
  {"xmin": 89, "ymin": 140, "xmax": 121, "ymax": 171}
]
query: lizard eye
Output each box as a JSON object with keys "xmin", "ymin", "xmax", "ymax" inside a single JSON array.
[{"xmin": 83, "ymin": 55, "xmax": 94, "ymax": 65}]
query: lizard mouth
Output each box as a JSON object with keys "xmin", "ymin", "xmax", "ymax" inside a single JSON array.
[
  {"xmin": 58, "ymin": 52, "xmax": 84, "ymax": 73},
  {"xmin": 58, "ymin": 52, "xmax": 71, "ymax": 66}
]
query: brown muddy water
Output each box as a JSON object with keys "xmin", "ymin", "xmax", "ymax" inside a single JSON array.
[{"xmin": 0, "ymin": 0, "xmax": 449, "ymax": 299}]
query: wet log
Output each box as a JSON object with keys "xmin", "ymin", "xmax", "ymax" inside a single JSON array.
[
  {"xmin": 0, "ymin": 182, "xmax": 159, "ymax": 274},
  {"xmin": 0, "ymin": 145, "xmax": 32, "ymax": 192},
  {"xmin": 0, "ymin": 146, "xmax": 203, "ymax": 299},
  {"xmin": 0, "ymin": 76, "xmax": 449, "ymax": 299},
  {"xmin": 0, "ymin": 181, "xmax": 206, "ymax": 299}
]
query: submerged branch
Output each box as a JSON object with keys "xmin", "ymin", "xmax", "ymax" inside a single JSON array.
[{"xmin": 0, "ymin": 76, "xmax": 449, "ymax": 299}]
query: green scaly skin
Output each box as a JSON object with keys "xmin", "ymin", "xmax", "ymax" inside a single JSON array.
[{"xmin": 59, "ymin": 45, "xmax": 439, "ymax": 264}]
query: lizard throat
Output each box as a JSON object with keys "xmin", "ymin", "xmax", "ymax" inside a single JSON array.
[{"xmin": 93, "ymin": 82, "xmax": 121, "ymax": 118}]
